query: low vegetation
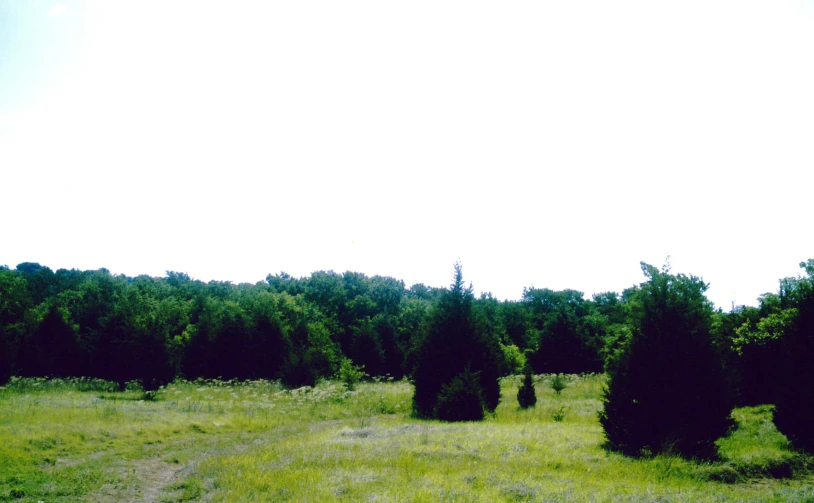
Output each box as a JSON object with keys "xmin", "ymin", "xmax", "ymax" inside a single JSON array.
[{"xmin": 1, "ymin": 374, "xmax": 812, "ymax": 502}]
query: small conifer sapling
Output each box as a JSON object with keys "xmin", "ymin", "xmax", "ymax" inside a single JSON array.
[{"xmin": 517, "ymin": 365, "xmax": 537, "ymax": 409}]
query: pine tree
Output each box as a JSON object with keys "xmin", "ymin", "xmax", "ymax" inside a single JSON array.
[
  {"xmin": 600, "ymin": 262, "xmax": 733, "ymax": 459},
  {"xmin": 412, "ymin": 263, "xmax": 502, "ymax": 420}
]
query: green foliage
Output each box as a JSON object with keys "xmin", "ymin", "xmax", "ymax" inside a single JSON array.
[
  {"xmin": 516, "ymin": 366, "xmax": 537, "ymax": 409},
  {"xmin": 19, "ymin": 303, "xmax": 79, "ymax": 378},
  {"xmin": 524, "ymin": 288, "xmax": 605, "ymax": 374},
  {"xmin": 550, "ymin": 374, "xmax": 566, "ymax": 395},
  {"xmin": 411, "ymin": 263, "xmax": 502, "ymax": 420},
  {"xmin": 337, "ymin": 357, "xmax": 366, "ymax": 391},
  {"xmin": 501, "ymin": 343, "xmax": 526, "ymax": 375},
  {"xmin": 600, "ymin": 323, "xmax": 633, "ymax": 370},
  {"xmin": 732, "ymin": 309, "xmax": 797, "ymax": 354},
  {"xmin": 280, "ymin": 353, "xmax": 318, "ymax": 388},
  {"xmin": 773, "ymin": 260, "xmax": 814, "ymax": 452},
  {"xmin": 433, "ymin": 366, "xmax": 485, "ymax": 421},
  {"xmin": 0, "ymin": 260, "xmax": 644, "ymax": 402},
  {"xmin": 600, "ymin": 262, "xmax": 733, "ymax": 459}
]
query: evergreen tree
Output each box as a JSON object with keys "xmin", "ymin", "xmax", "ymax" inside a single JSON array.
[
  {"xmin": 411, "ymin": 263, "xmax": 502, "ymax": 420},
  {"xmin": 773, "ymin": 260, "xmax": 814, "ymax": 452},
  {"xmin": 0, "ymin": 330, "xmax": 10, "ymax": 385},
  {"xmin": 600, "ymin": 262, "xmax": 733, "ymax": 459},
  {"xmin": 517, "ymin": 363, "xmax": 537, "ymax": 408}
]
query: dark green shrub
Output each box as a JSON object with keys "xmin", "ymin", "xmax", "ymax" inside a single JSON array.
[
  {"xmin": 517, "ymin": 366, "xmax": 537, "ymax": 409},
  {"xmin": 138, "ymin": 332, "xmax": 176, "ymax": 392},
  {"xmin": 280, "ymin": 353, "xmax": 317, "ymax": 388},
  {"xmin": 19, "ymin": 304, "xmax": 79, "ymax": 378},
  {"xmin": 434, "ymin": 366, "xmax": 485, "ymax": 422},
  {"xmin": 773, "ymin": 260, "xmax": 814, "ymax": 452},
  {"xmin": 0, "ymin": 332, "xmax": 9, "ymax": 386},
  {"xmin": 600, "ymin": 262, "xmax": 733, "ymax": 459}
]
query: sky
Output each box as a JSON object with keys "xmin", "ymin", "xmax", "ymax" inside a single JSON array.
[{"xmin": 1, "ymin": 0, "xmax": 813, "ymax": 309}]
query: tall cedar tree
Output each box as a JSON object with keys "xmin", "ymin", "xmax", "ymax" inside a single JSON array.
[
  {"xmin": 774, "ymin": 260, "xmax": 814, "ymax": 451},
  {"xmin": 600, "ymin": 262, "xmax": 733, "ymax": 459},
  {"xmin": 412, "ymin": 263, "xmax": 502, "ymax": 420}
]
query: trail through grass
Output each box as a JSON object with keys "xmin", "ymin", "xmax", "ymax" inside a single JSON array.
[{"xmin": 0, "ymin": 375, "xmax": 812, "ymax": 502}]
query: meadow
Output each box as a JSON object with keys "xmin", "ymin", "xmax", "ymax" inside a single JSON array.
[{"xmin": 0, "ymin": 375, "xmax": 812, "ymax": 502}]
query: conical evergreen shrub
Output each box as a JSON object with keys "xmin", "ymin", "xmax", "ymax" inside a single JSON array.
[
  {"xmin": 517, "ymin": 365, "xmax": 537, "ymax": 408},
  {"xmin": 412, "ymin": 263, "xmax": 502, "ymax": 420},
  {"xmin": 599, "ymin": 262, "xmax": 733, "ymax": 459}
]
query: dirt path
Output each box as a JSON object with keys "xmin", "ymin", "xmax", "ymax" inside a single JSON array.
[
  {"xmin": 82, "ymin": 424, "xmax": 326, "ymax": 502},
  {"xmin": 90, "ymin": 458, "xmax": 188, "ymax": 503}
]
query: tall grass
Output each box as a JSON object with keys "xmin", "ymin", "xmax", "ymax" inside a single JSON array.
[{"xmin": 0, "ymin": 375, "xmax": 812, "ymax": 502}]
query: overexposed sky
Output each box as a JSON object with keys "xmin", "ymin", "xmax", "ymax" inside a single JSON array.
[{"xmin": 1, "ymin": 0, "xmax": 813, "ymax": 308}]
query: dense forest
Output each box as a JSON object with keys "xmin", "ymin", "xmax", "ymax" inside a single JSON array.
[
  {"xmin": 1, "ymin": 259, "xmax": 813, "ymax": 453},
  {"xmin": 0, "ymin": 260, "xmax": 807, "ymax": 392},
  {"xmin": 0, "ymin": 261, "xmax": 621, "ymax": 389}
]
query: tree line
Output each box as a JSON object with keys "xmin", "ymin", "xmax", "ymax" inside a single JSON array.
[
  {"xmin": 0, "ymin": 261, "xmax": 627, "ymax": 389},
  {"xmin": 1, "ymin": 259, "xmax": 813, "ymax": 456}
]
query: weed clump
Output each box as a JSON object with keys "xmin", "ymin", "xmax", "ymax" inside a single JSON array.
[{"xmin": 695, "ymin": 464, "xmax": 740, "ymax": 484}]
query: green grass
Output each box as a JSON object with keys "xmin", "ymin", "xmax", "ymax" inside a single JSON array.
[{"xmin": 0, "ymin": 374, "xmax": 812, "ymax": 502}]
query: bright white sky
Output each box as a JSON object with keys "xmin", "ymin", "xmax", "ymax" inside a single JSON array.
[{"xmin": 1, "ymin": 0, "xmax": 813, "ymax": 309}]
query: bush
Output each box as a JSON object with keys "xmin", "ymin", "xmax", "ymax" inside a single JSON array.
[
  {"xmin": 600, "ymin": 262, "xmax": 733, "ymax": 459},
  {"xmin": 337, "ymin": 357, "xmax": 366, "ymax": 391},
  {"xmin": 550, "ymin": 374, "xmax": 566, "ymax": 395},
  {"xmin": 434, "ymin": 366, "xmax": 485, "ymax": 422},
  {"xmin": 517, "ymin": 366, "xmax": 537, "ymax": 409},
  {"xmin": 502, "ymin": 344, "xmax": 526, "ymax": 376}
]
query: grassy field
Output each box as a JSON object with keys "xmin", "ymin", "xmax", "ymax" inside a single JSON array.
[{"xmin": 1, "ymin": 374, "xmax": 812, "ymax": 502}]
